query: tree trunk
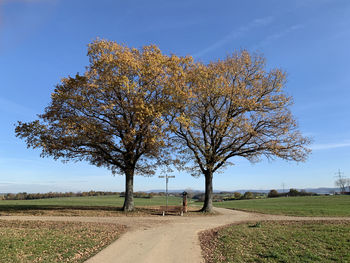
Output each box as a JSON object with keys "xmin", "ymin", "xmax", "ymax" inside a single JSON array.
[
  {"xmin": 122, "ymin": 168, "xmax": 134, "ymax": 211},
  {"xmin": 201, "ymin": 170, "xmax": 213, "ymax": 213}
]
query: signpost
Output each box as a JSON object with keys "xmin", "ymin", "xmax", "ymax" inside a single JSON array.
[{"xmin": 158, "ymin": 175, "xmax": 175, "ymax": 212}]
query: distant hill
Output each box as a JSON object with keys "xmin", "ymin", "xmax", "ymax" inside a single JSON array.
[
  {"xmin": 221, "ymin": 187, "xmax": 338, "ymax": 194},
  {"xmin": 1, "ymin": 188, "xmax": 339, "ymax": 196},
  {"xmin": 146, "ymin": 187, "xmax": 339, "ymax": 194}
]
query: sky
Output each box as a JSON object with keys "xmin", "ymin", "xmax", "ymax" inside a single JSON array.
[{"xmin": 0, "ymin": 0, "xmax": 349, "ymax": 193}]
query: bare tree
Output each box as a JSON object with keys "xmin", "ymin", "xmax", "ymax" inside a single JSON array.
[
  {"xmin": 334, "ymin": 170, "xmax": 347, "ymax": 194},
  {"xmin": 335, "ymin": 178, "xmax": 347, "ymax": 194},
  {"xmin": 346, "ymin": 178, "xmax": 350, "ymax": 192}
]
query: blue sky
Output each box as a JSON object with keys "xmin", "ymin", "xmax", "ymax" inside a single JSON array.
[{"xmin": 0, "ymin": 0, "xmax": 349, "ymax": 193}]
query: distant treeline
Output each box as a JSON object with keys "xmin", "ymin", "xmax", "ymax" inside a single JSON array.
[
  {"xmin": 192, "ymin": 189, "xmax": 318, "ymax": 202},
  {"xmin": 0, "ymin": 191, "xmax": 119, "ymax": 200},
  {"xmin": 267, "ymin": 188, "xmax": 317, "ymax": 198},
  {"xmin": 120, "ymin": 192, "xmax": 154, "ymax": 199},
  {"xmin": 0, "ymin": 188, "xmax": 319, "ymax": 201},
  {"xmin": 193, "ymin": 191, "xmax": 266, "ymax": 202},
  {"xmin": 0, "ymin": 191, "xmax": 164, "ymax": 201}
]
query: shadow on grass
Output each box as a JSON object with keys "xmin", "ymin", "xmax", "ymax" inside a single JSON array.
[
  {"xmin": 0, "ymin": 205, "xmax": 164, "ymax": 215},
  {"xmin": 0, "ymin": 205, "xmax": 211, "ymax": 217},
  {"xmin": 0, "ymin": 205, "xmax": 123, "ymax": 212}
]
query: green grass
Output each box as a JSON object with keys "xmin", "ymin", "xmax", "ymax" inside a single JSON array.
[
  {"xmin": 0, "ymin": 195, "xmax": 186, "ymax": 207},
  {"xmin": 0, "ymin": 195, "xmax": 195, "ymax": 216},
  {"xmin": 200, "ymin": 221, "xmax": 350, "ymax": 263},
  {"xmin": 0, "ymin": 220, "xmax": 125, "ymax": 263},
  {"xmin": 214, "ymin": 195, "xmax": 350, "ymax": 216}
]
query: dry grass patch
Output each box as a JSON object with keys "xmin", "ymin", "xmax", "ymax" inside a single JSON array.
[
  {"xmin": 0, "ymin": 220, "xmax": 125, "ymax": 262},
  {"xmin": 0, "ymin": 206, "xmax": 160, "ymax": 217},
  {"xmin": 0, "ymin": 205, "xmax": 213, "ymax": 217}
]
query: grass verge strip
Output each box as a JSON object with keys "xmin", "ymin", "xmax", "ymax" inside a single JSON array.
[
  {"xmin": 200, "ymin": 220, "xmax": 350, "ymax": 263},
  {"xmin": 0, "ymin": 220, "xmax": 125, "ymax": 262}
]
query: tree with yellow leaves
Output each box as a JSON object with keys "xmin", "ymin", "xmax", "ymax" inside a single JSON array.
[
  {"xmin": 173, "ymin": 51, "xmax": 311, "ymax": 212},
  {"xmin": 15, "ymin": 39, "xmax": 191, "ymax": 211}
]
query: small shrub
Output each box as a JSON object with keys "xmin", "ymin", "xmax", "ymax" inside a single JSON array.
[{"xmin": 249, "ymin": 222, "xmax": 262, "ymax": 228}]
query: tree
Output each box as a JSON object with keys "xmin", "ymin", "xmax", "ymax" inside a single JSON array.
[
  {"xmin": 15, "ymin": 39, "xmax": 191, "ymax": 211},
  {"xmin": 288, "ymin": 188, "xmax": 300, "ymax": 197},
  {"xmin": 268, "ymin": 189, "xmax": 279, "ymax": 198},
  {"xmin": 173, "ymin": 51, "xmax": 311, "ymax": 212},
  {"xmin": 233, "ymin": 191, "xmax": 242, "ymax": 199},
  {"xmin": 243, "ymin": 191, "xmax": 254, "ymax": 199},
  {"xmin": 335, "ymin": 177, "xmax": 347, "ymax": 193},
  {"xmin": 184, "ymin": 187, "xmax": 195, "ymax": 199}
]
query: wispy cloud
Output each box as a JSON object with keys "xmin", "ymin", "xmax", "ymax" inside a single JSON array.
[
  {"xmin": 0, "ymin": 96, "xmax": 37, "ymax": 117},
  {"xmin": 0, "ymin": 0, "xmax": 57, "ymax": 53},
  {"xmin": 0, "ymin": 179, "xmax": 88, "ymax": 186},
  {"xmin": 0, "ymin": 181, "xmax": 75, "ymax": 193},
  {"xmin": 312, "ymin": 141, "xmax": 350, "ymax": 150},
  {"xmin": 0, "ymin": 0, "xmax": 56, "ymax": 4},
  {"xmin": 144, "ymin": 19, "xmax": 200, "ymax": 32},
  {"xmin": 254, "ymin": 24, "xmax": 304, "ymax": 48},
  {"xmin": 193, "ymin": 16, "xmax": 274, "ymax": 58},
  {"xmin": 0, "ymin": 178, "xmax": 115, "ymax": 193},
  {"xmin": 0, "ymin": 157, "xmax": 41, "ymax": 164}
]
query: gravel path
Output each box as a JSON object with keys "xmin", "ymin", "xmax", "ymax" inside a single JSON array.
[{"xmin": 2, "ymin": 208, "xmax": 350, "ymax": 263}]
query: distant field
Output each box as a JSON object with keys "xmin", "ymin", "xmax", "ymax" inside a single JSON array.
[
  {"xmin": 0, "ymin": 195, "xmax": 197, "ymax": 216},
  {"xmin": 0, "ymin": 220, "xmax": 125, "ymax": 262},
  {"xmin": 214, "ymin": 195, "xmax": 350, "ymax": 216},
  {"xmin": 200, "ymin": 221, "xmax": 350, "ymax": 263}
]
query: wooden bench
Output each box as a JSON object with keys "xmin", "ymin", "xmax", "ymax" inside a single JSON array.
[{"xmin": 160, "ymin": 206, "xmax": 183, "ymax": 216}]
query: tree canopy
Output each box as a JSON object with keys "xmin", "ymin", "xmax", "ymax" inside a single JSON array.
[
  {"xmin": 173, "ymin": 51, "xmax": 311, "ymax": 212},
  {"xmin": 15, "ymin": 40, "xmax": 310, "ymax": 213},
  {"xmin": 15, "ymin": 39, "xmax": 191, "ymax": 211}
]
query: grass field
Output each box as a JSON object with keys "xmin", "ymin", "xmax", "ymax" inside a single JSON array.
[
  {"xmin": 214, "ymin": 195, "xmax": 350, "ymax": 216},
  {"xmin": 0, "ymin": 195, "xmax": 197, "ymax": 216},
  {"xmin": 200, "ymin": 221, "xmax": 350, "ymax": 263},
  {"xmin": 2, "ymin": 195, "xmax": 350, "ymax": 217},
  {"xmin": 0, "ymin": 195, "xmax": 186, "ymax": 207},
  {"xmin": 0, "ymin": 220, "xmax": 125, "ymax": 262}
]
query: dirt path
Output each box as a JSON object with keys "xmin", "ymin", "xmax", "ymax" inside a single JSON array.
[{"xmin": 2, "ymin": 208, "xmax": 350, "ymax": 263}]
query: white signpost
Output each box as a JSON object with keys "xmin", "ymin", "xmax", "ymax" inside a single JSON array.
[{"xmin": 158, "ymin": 175, "xmax": 175, "ymax": 212}]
